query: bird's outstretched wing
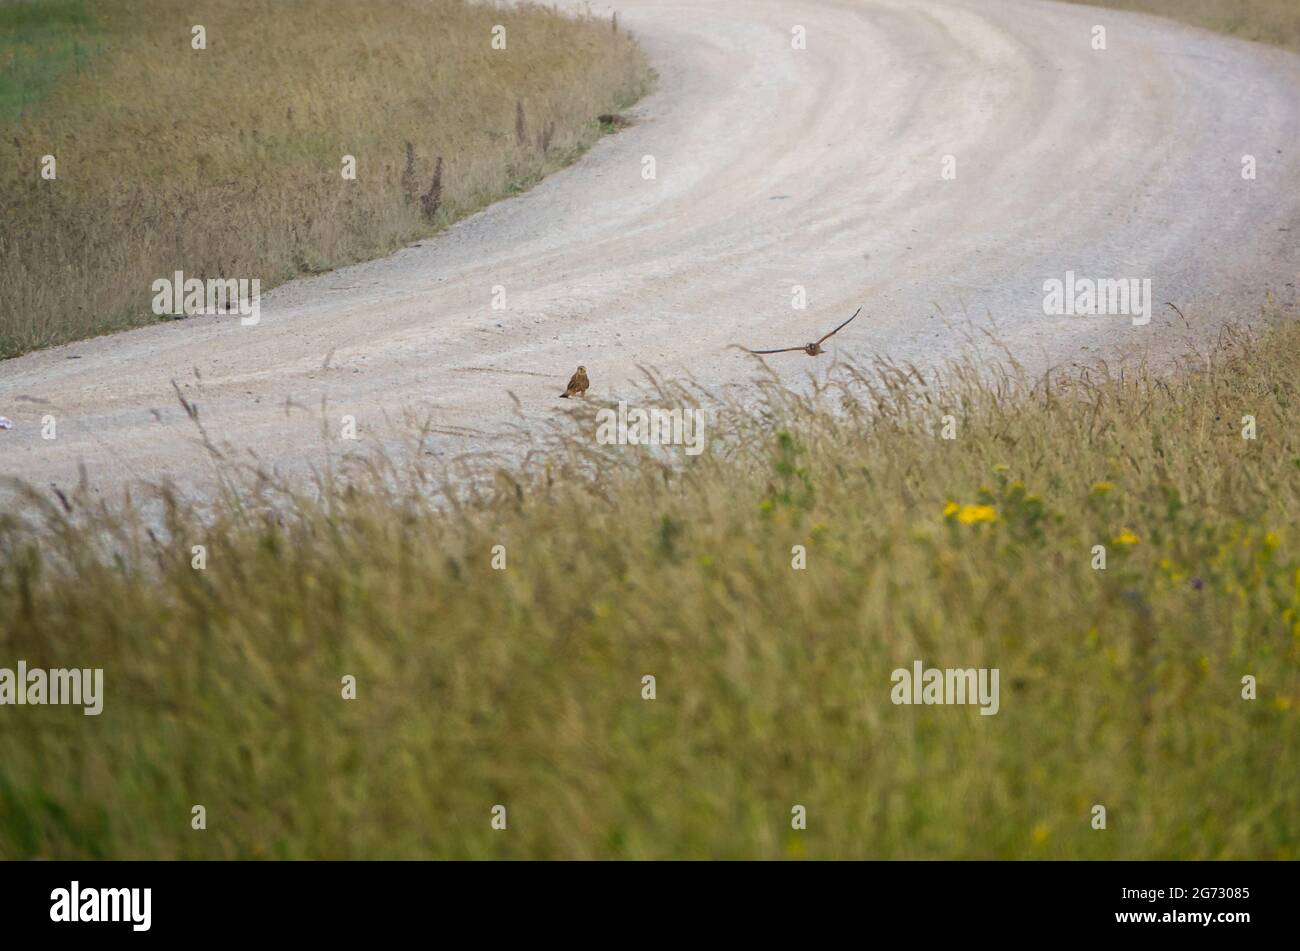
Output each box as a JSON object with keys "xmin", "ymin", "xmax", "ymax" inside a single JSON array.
[
  {"xmin": 816, "ymin": 307, "xmax": 862, "ymax": 345},
  {"xmin": 744, "ymin": 346, "xmax": 806, "ymax": 355}
]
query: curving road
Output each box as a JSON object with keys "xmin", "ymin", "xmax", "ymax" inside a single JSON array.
[{"xmin": 3, "ymin": 0, "xmax": 1299, "ymax": 497}]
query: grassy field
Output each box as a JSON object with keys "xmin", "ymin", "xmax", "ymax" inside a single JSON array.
[
  {"xmin": 0, "ymin": 0, "xmax": 651, "ymax": 358},
  {"xmin": 0, "ymin": 0, "xmax": 100, "ymax": 122},
  {"xmin": 1, "ymin": 312, "xmax": 1296, "ymax": 859},
  {"xmin": 1068, "ymin": 0, "xmax": 1300, "ymax": 51},
  {"xmin": 1, "ymin": 0, "xmax": 1296, "ymax": 861}
]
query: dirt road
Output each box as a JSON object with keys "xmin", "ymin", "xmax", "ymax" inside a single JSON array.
[{"xmin": 3, "ymin": 0, "xmax": 1298, "ymax": 498}]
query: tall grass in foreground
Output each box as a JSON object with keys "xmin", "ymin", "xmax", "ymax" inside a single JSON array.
[
  {"xmin": 1068, "ymin": 0, "xmax": 1300, "ymax": 51},
  {"xmin": 0, "ymin": 0, "xmax": 651, "ymax": 358},
  {"xmin": 1, "ymin": 318, "xmax": 1297, "ymax": 859}
]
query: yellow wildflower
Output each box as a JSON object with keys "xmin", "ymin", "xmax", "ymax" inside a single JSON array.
[
  {"xmin": 1091, "ymin": 481, "xmax": 1115, "ymax": 495},
  {"xmin": 1113, "ymin": 529, "xmax": 1140, "ymax": 546},
  {"xmin": 943, "ymin": 500, "xmax": 960, "ymax": 518},
  {"xmin": 957, "ymin": 504, "xmax": 998, "ymax": 525}
]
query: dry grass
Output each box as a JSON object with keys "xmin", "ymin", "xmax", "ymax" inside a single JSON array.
[
  {"xmin": 1069, "ymin": 0, "xmax": 1300, "ymax": 52},
  {"xmin": 0, "ymin": 0, "xmax": 651, "ymax": 358},
  {"xmin": 1, "ymin": 0, "xmax": 1296, "ymax": 863},
  {"xmin": 1, "ymin": 316, "xmax": 1296, "ymax": 859}
]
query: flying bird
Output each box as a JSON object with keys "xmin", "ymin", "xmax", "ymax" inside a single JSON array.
[
  {"xmin": 742, "ymin": 307, "xmax": 862, "ymax": 357},
  {"xmin": 560, "ymin": 365, "xmax": 590, "ymax": 398}
]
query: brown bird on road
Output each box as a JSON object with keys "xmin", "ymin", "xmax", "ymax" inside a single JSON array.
[
  {"xmin": 560, "ymin": 365, "xmax": 590, "ymax": 398},
  {"xmin": 742, "ymin": 307, "xmax": 862, "ymax": 357}
]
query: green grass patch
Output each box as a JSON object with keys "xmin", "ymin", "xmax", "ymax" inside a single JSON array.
[
  {"xmin": 1, "ymin": 318, "xmax": 1296, "ymax": 859},
  {"xmin": 0, "ymin": 0, "xmax": 100, "ymax": 122}
]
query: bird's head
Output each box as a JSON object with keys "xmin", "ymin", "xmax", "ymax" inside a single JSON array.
[{"xmin": 577, "ymin": 366, "xmax": 587, "ymax": 374}]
